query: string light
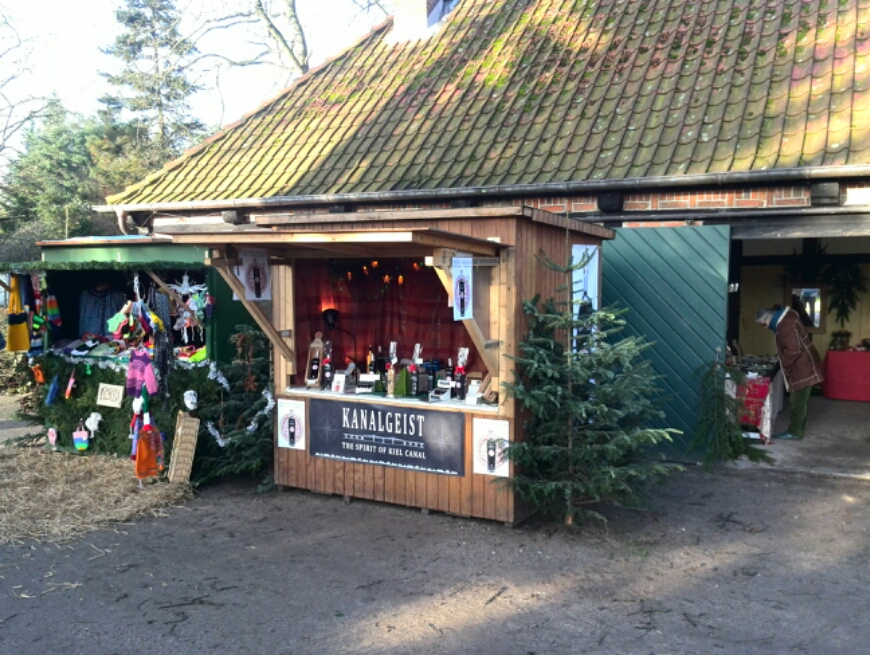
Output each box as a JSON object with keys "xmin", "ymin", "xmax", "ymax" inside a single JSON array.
[{"xmin": 398, "ymin": 275, "xmax": 404, "ymax": 285}]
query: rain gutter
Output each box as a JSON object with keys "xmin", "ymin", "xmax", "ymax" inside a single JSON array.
[{"xmin": 94, "ymin": 165, "xmax": 870, "ymax": 214}]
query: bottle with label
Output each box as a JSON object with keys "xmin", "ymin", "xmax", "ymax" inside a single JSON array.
[
  {"xmin": 366, "ymin": 345, "xmax": 376, "ymax": 373},
  {"xmin": 410, "ymin": 365, "xmax": 419, "ymax": 396},
  {"xmin": 321, "ymin": 341, "xmax": 333, "ymax": 390}
]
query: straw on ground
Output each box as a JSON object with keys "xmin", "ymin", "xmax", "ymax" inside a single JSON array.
[{"xmin": 0, "ymin": 448, "xmax": 192, "ymax": 544}]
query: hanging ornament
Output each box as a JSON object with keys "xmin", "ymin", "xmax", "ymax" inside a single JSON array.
[
  {"xmin": 31, "ymin": 364, "xmax": 45, "ymax": 384},
  {"xmin": 398, "ymin": 275, "xmax": 404, "ymax": 285},
  {"xmin": 45, "ymin": 375, "xmax": 60, "ymax": 406},
  {"xmin": 183, "ymin": 390, "xmax": 198, "ymax": 411},
  {"xmin": 413, "ymin": 262, "xmax": 421, "ymax": 271},
  {"xmin": 65, "ymin": 370, "xmax": 77, "ymax": 400},
  {"xmin": 371, "ymin": 260, "xmax": 379, "ymax": 269},
  {"xmin": 346, "ymin": 271, "xmax": 352, "ymax": 281},
  {"xmin": 383, "ymin": 275, "xmax": 391, "ymax": 284},
  {"xmin": 47, "ymin": 427, "xmax": 58, "ymax": 450},
  {"xmin": 362, "ymin": 266, "xmax": 369, "ymax": 276}
]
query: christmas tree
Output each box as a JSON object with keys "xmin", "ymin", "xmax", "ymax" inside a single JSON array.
[
  {"xmin": 692, "ymin": 351, "xmax": 772, "ymax": 467},
  {"xmin": 503, "ymin": 252, "xmax": 676, "ymax": 525},
  {"xmin": 193, "ymin": 329, "xmax": 275, "ymax": 484}
]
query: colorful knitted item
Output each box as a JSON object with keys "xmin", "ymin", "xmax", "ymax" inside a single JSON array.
[
  {"xmin": 125, "ymin": 349, "xmax": 159, "ymax": 398},
  {"xmin": 45, "ymin": 295, "xmax": 62, "ymax": 329}
]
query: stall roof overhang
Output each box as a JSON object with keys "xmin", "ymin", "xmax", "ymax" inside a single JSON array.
[
  {"xmin": 154, "ymin": 206, "xmax": 613, "ymax": 245},
  {"xmin": 170, "ymin": 227, "xmax": 509, "ymax": 258}
]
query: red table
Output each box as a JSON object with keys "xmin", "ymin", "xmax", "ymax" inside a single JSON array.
[{"xmin": 823, "ymin": 351, "xmax": 870, "ymax": 401}]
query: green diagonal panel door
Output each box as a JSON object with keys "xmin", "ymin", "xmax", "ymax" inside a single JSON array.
[{"xmin": 603, "ymin": 225, "xmax": 730, "ymax": 459}]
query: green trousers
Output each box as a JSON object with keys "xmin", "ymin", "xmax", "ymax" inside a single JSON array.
[{"xmin": 788, "ymin": 386, "xmax": 813, "ymax": 438}]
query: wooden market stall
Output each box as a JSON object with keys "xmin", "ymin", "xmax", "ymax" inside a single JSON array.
[{"xmin": 170, "ymin": 207, "xmax": 614, "ymax": 524}]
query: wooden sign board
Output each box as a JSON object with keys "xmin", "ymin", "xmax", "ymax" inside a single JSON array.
[
  {"xmin": 96, "ymin": 383, "xmax": 125, "ymax": 408},
  {"xmin": 168, "ymin": 411, "xmax": 200, "ymax": 484}
]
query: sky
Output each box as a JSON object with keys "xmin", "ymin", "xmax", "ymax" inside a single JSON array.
[{"xmin": 1, "ymin": 0, "xmax": 390, "ymax": 131}]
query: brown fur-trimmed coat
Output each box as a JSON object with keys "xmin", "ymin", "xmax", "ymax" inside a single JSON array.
[{"xmin": 774, "ymin": 308, "xmax": 824, "ymax": 392}]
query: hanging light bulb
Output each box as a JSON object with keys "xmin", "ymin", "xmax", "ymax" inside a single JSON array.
[
  {"xmin": 363, "ymin": 266, "xmax": 369, "ymax": 275},
  {"xmin": 398, "ymin": 275, "xmax": 404, "ymax": 285},
  {"xmin": 412, "ymin": 262, "xmax": 421, "ymax": 271},
  {"xmin": 371, "ymin": 260, "xmax": 379, "ymax": 269},
  {"xmin": 347, "ymin": 271, "xmax": 353, "ymax": 281}
]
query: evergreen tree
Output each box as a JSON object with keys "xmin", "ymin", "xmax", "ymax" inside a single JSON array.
[
  {"xmin": 102, "ymin": 0, "xmax": 205, "ymax": 160},
  {"xmin": 193, "ymin": 329, "xmax": 275, "ymax": 484},
  {"xmin": 692, "ymin": 352, "xmax": 773, "ymax": 467},
  {"xmin": 0, "ymin": 100, "xmax": 99, "ymax": 241},
  {"xmin": 503, "ymin": 253, "xmax": 677, "ymax": 525}
]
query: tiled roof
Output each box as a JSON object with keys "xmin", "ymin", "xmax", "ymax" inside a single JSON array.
[{"xmin": 108, "ymin": 0, "xmax": 870, "ymax": 205}]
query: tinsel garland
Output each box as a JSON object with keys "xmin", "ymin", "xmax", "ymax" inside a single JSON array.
[
  {"xmin": 208, "ymin": 388, "xmax": 275, "ymax": 446},
  {"xmin": 245, "ymin": 389, "xmax": 275, "ymax": 433},
  {"xmin": 206, "ymin": 421, "xmax": 229, "ymax": 447},
  {"xmin": 205, "ymin": 361, "xmax": 231, "ymax": 392}
]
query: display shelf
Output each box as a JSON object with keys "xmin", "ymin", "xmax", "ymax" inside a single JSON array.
[{"xmin": 280, "ymin": 386, "xmax": 500, "ymax": 414}]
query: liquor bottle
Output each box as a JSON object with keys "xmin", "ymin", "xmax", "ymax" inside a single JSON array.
[
  {"xmin": 445, "ymin": 358, "xmax": 454, "ymax": 382},
  {"xmin": 375, "ymin": 345, "xmax": 386, "ymax": 374},
  {"xmin": 410, "ymin": 365, "xmax": 419, "ymax": 396},
  {"xmin": 367, "ymin": 345, "xmax": 376, "ymax": 373},
  {"xmin": 386, "ymin": 365, "xmax": 396, "ymax": 398},
  {"xmin": 321, "ymin": 341, "xmax": 333, "ymax": 390},
  {"xmin": 456, "ymin": 370, "xmax": 467, "ymax": 401}
]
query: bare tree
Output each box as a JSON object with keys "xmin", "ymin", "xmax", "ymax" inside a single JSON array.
[{"xmin": 0, "ymin": 15, "xmax": 45, "ymax": 164}]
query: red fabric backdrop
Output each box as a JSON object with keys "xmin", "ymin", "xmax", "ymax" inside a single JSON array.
[{"xmin": 293, "ymin": 259, "xmax": 480, "ymax": 379}]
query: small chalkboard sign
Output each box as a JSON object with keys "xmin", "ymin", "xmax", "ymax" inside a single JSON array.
[{"xmin": 168, "ymin": 411, "xmax": 200, "ymax": 484}]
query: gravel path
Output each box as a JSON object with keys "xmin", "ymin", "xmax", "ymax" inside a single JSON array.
[{"xmin": 1, "ymin": 467, "xmax": 868, "ymax": 654}]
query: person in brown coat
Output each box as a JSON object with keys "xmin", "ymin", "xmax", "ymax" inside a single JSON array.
[{"xmin": 755, "ymin": 306, "xmax": 824, "ymax": 440}]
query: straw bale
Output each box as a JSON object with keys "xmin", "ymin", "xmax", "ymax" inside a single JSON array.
[{"xmin": 0, "ymin": 448, "xmax": 192, "ymax": 544}]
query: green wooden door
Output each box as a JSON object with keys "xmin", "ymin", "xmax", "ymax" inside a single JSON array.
[{"xmin": 603, "ymin": 225, "xmax": 730, "ymax": 459}]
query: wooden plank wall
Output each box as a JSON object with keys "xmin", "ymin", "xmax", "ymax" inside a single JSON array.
[{"xmin": 273, "ymin": 397, "xmax": 515, "ymax": 523}]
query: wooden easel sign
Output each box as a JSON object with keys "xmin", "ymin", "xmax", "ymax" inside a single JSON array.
[{"xmin": 168, "ymin": 411, "xmax": 200, "ymax": 484}]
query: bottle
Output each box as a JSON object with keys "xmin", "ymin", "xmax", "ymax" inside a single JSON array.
[
  {"xmin": 321, "ymin": 342, "xmax": 333, "ymax": 390},
  {"xmin": 387, "ymin": 365, "xmax": 396, "ymax": 398},
  {"xmin": 375, "ymin": 345, "xmax": 386, "ymax": 374},
  {"xmin": 456, "ymin": 371, "xmax": 466, "ymax": 401},
  {"xmin": 307, "ymin": 349, "xmax": 321, "ymax": 384},
  {"xmin": 410, "ymin": 365, "xmax": 419, "ymax": 396},
  {"xmin": 367, "ymin": 345, "xmax": 376, "ymax": 373}
]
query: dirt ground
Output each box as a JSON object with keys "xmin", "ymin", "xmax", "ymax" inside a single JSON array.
[{"xmin": 1, "ymin": 465, "xmax": 868, "ymax": 655}]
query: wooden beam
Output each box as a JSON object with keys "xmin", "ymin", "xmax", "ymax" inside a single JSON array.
[
  {"xmin": 430, "ymin": 261, "xmax": 499, "ymax": 374},
  {"xmin": 255, "ymin": 206, "xmax": 525, "ymax": 227},
  {"xmin": 143, "ymin": 270, "xmax": 203, "ymax": 329},
  {"xmin": 211, "ymin": 263, "xmax": 296, "ymax": 364}
]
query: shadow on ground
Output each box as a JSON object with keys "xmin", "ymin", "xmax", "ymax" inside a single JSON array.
[{"xmin": 1, "ymin": 467, "xmax": 868, "ymax": 654}]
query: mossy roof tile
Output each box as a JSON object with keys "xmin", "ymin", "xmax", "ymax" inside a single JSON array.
[{"xmin": 107, "ymin": 0, "xmax": 870, "ymax": 205}]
